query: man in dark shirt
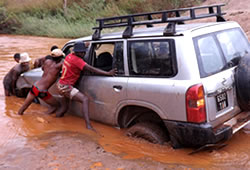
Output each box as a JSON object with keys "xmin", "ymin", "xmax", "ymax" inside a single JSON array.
[{"xmin": 3, "ymin": 53, "xmax": 30, "ymax": 96}]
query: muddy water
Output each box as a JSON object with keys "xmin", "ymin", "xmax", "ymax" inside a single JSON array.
[{"xmin": 1, "ymin": 35, "xmax": 250, "ymax": 169}]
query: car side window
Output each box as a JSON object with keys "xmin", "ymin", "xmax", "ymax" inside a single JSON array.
[
  {"xmin": 63, "ymin": 41, "xmax": 90, "ymax": 58},
  {"xmin": 128, "ymin": 40, "xmax": 177, "ymax": 77},
  {"xmin": 62, "ymin": 45, "xmax": 73, "ymax": 57},
  {"xmin": 113, "ymin": 42, "xmax": 124, "ymax": 75},
  {"xmin": 89, "ymin": 42, "xmax": 124, "ymax": 75}
]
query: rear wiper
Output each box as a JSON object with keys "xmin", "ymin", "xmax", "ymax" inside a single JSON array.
[{"xmin": 221, "ymin": 56, "xmax": 241, "ymax": 70}]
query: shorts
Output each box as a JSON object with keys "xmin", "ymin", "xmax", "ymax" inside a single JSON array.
[
  {"xmin": 57, "ymin": 82, "xmax": 79, "ymax": 99},
  {"xmin": 30, "ymin": 84, "xmax": 52, "ymax": 101}
]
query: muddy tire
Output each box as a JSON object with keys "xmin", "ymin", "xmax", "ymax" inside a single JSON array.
[
  {"xmin": 235, "ymin": 54, "xmax": 250, "ymax": 110},
  {"xmin": 126, "ymin": 122, "xmax": 168, "ymax": 144}
]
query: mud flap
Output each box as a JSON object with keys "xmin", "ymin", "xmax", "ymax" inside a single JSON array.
[{"xmin": 188, "ymin": 143, "xmax": 227, "ymax": 155}]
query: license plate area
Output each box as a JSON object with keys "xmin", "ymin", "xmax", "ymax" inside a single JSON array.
[{"xmin": 216, "ymin": 91, "xmax": 228, "ymax": 111}]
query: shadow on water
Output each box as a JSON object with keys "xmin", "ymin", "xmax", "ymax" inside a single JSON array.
[{"xmin": 1, "ymin": 35, "xmax": 250, "ymax": 169}]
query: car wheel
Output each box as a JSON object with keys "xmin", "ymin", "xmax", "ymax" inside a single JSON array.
[
  {"xmin": 125, "ymin": 122, "xmax": 168, "ymax": 144},
  {"xmin": 235, "ymin": 54, "xmax": 250, "ymax": 110}
]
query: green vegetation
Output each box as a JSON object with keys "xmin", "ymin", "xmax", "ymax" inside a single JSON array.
[{"xmin": 0, "ymin": 0, "xmax": 203, "ymax": 38}]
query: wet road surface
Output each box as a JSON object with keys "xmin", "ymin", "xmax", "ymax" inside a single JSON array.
[{"xmin": 1, "ymin": 35, "xmax": 250, "ymax": 169}]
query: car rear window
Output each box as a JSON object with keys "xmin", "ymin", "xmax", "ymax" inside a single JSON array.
[
  {"xmin": 216, "ymin": 29, "xmax": 249, "ymax": 63},
  {"xmin": 194, "ymin": 28, "xmax": 250, "ymax": 78},
  {"xmin": 128, "ymin": 39, "xmax": 177, "ymax": 77}
]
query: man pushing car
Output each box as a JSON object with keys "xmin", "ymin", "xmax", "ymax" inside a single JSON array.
[{"xmin": 57, "ymin": 41, "xmax": 116, "ymax": 131}]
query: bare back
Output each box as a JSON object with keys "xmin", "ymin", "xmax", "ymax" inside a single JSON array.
[
  {"xmin": 3, "ymin": 63, "xmax": 30, "ymax": 95},
  {"xmin": 35, "ymin": 59, "xmax": 63, "ymax": 90},
  {"xmin": 3, "ymin": 65, "xmax": 19, "ymax": 84}
]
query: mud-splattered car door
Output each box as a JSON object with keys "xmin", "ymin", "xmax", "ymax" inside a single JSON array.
[{"xmin": 71, "ymin": 41, "xmax": 128, "ymax": 125}]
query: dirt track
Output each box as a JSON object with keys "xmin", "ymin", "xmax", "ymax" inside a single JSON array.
[
  {"xmin": 1, "ymin": 132, "xmax": 181, "ymax": 170},
  {"xmin": 203, "ymin": 0, "xmax": 250, "ymax": 39}
]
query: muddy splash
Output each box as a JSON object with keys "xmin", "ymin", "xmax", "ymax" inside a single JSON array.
[{"xmin": 1, "ymin": 34, "xmax": 250, "ymax": 169}]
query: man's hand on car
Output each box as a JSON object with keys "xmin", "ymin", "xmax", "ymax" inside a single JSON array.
[{"xmin": 109, "ymin": 68, "xmax": 117, "ymax": 76}]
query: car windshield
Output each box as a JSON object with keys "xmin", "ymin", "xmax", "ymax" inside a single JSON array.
[{"xmin": 194, "ymin": 28, "xmax": 250, "ymax": 78}]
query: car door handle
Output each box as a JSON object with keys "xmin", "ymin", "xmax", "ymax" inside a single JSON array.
[{"xmin": 113, "ymin": 85, "xmax": 122, "ymax": 92}]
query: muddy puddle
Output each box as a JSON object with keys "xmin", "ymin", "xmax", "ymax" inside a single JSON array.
[{"xmin": 1, "ymin": 34, "xmax": 250, "ymax": 169}]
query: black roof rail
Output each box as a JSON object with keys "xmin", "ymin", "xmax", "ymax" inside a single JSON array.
[{"xmin": 92, "ymin": 4, "xmax": 226, "ymax": 40}]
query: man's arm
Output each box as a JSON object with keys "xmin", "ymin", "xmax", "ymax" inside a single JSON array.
[
  {"xmin": 41, "ymin": 62, "xmax": 45, "ymax": 71},
  {"xmin": 84, "ymin": 63, "xmax": 116, "ymax": 76},
  {"xmin": 11, "ymin": 70, "xmax": 19, "ymax": 95},
  {"xmin": 55, "ymin": 60, "xmax": 63, "ymax": 69},
  {"xmin": 34, "ymin": 58, "xmax": 42, "ymax": 68}
]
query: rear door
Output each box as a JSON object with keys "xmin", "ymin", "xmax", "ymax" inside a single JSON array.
[
  {"xmin": 193, "ymin": 28, "xmax": 250, "ymax": 123},
  {"xmin": 126, "ymin": 38, "xmax": 179, "ymax": 120}
]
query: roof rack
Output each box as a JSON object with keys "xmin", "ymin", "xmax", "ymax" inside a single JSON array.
[{"xmin": 92, "ymin": 4, "xmax": 226, "ymax": 40}]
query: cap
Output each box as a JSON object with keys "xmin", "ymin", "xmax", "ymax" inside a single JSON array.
[
  {"xmin": 73, "ymin": 42, "xmax": 87, "ymax": 53},
  {"xmin": 20, "ymin": 53, "xmax": 31, "ymax": 63},
  {"xmin": 51, "ymin": 49, "xmax": 65, "ymax": 57}
]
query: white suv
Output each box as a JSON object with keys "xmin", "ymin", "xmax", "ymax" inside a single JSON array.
[{"xmin": 17, "ymin": 4, "xmax": 250, "ymax": 148}]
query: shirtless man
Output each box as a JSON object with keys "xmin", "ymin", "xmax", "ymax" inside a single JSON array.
[
  {"xmin": 57, "ymin": 42, "xmax": 116, "ymax": 130},
  {"xmin": 34, "ymin": 45, "xmax": 58, "ymax": 68},
  {"xmin": 18, "ymin": 49, "xmax": 65, "ymax": 115},
  {"xmin": 3, "ymin": 53, "xmax": 30, "ymax": 96}
]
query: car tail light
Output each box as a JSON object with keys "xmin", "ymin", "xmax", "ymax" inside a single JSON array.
[{"xmin": 186, "ymin": 84, "xmax": 206, "ymax": 123}]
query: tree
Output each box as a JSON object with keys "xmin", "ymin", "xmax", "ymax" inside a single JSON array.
[{"xmin": 63, "ymin": 0, "xmax": 67, "ymax": 16}]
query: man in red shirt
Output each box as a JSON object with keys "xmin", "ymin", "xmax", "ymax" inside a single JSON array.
[{"xmin": 57, "ymin": 42, "xmax": 116, "ymax": 131}]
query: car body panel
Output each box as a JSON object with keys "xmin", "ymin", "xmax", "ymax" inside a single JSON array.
[
  {"xmin": 75, "ymin": 76, "xmax": 128, "ymax": 126},
  {"xmin": 17, "ymin": 68, "xmax": 43, "ymax": 88},
  {"xmin": 202, "ymin": 68, "xmax": 240, "ymax": 123},
  {"xmin": 127, "ymin": 77, "xmax": 199, "ymax": 121}
]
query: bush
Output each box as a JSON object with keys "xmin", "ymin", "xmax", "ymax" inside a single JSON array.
[
  {"xmin": 2, "ymin": 0, "xmax": 203, "ymax": 38},
  {"xmin": 0, "ymin": 5, "xmax": 20, "ymax": 33}
]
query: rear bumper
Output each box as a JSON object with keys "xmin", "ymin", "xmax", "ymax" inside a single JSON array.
[{"xmin": 164, "ymin": 111, "xmax": 250, "ymax": 148}]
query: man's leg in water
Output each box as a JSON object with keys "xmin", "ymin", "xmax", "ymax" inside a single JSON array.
[
  {"xmin": 4, "ymin": 89, "xmax": 10, "ymax": 96},
  {"xmin": 72, "ymin": 92, "xmax": 94, "ymax": 130},
  {"xmin": 18, "ymin": 92, "xmax": 36, "ymax": 115},
  {"xmin": 43, "ymin": 96, "xmax": 59, "ymax": 114},
  {"xmin": 3, "ymin": 84, "xmax": 12, "ymax": 96},
  {"xmin": 55, "ymin": 97, "xmax": 69, "ymax": 117}
]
